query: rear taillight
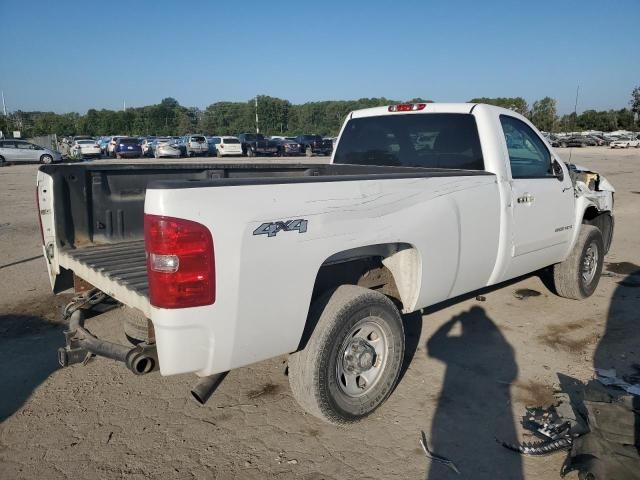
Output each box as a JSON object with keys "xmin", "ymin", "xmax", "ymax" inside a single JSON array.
[
  {"xmin": 145, "ymin": 214, "xmax": 215, "ymax": 309},
  {"xmin": 220, "ymin": 144, "xmax": 224, "ymax": 148},
  {"xmin": 388, "ymin": 103, "xmax": 426, "ymax": 112}
]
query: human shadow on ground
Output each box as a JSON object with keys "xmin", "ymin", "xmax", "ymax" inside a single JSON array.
[
  {"xmin": 0, "ymin": 314, "xmax": 63, "ymax": 422},
  {"xmin": 425, "ymin": 306, "xmax": 522, "ymax": 480}
]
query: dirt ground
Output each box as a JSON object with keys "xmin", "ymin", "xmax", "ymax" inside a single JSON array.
[{"xmin": 1, "ymin": 148, "xmax": 638, "ymax": 479}]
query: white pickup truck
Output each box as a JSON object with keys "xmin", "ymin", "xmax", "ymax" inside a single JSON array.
[{"xmin": 38, "ymin": 103, "xmax": 614, "ymax": 424}]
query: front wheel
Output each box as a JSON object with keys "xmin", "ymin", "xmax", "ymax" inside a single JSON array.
[
  {"xmin": 288, "ymin": 285, "xmax": 405, "ymax": 424},
  {"xmin": 40, "ymin": 154, "xmax": 53, "ymax": 164},
  {"xmin": 552, "ymin": 225, "xmax": 604, "ymax": 299},
  {"xmin": 216, "ymin": 149, "xmax": 222, "ymax": 158}
]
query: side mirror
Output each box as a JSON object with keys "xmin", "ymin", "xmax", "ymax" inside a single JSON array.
[{"xmin": 552, "ymin": 159, "xmax": 564, "ymax": 182}]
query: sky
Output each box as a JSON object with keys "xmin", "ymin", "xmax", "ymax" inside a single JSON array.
[{"xmin": 1, "ymin": 0, "xmax": 638, "ymax": 115}]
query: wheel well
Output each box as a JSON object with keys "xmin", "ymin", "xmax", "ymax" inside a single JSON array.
[
  {"xmin": 582, "ymin": 207, "xmax": 613, "ymax": 253},
  {"xmin": 297, "ymin": 243, "xmax": 420, "ymax": 351}
]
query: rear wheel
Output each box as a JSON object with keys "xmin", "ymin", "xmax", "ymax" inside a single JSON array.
[
  {"xmin": 305, "ymin": 146, "xmax": 312, "ymax": 157},
  {"xmin": 0, "ymin": 156, "xmax": 5, "ymax": 167},
  {"xmin": 288, "ymin": 285, "xmax": 405, "ymax": 424},
  {"xmin": 216, "ymin": 149, "xmax": 222, "ymax": 158},
  {"xmin": 552, "ymin": 225, "xmax": 604, "ymax": 300},
  {"xmin": 246, "ymin": 146, "xmax": 254, "ymax": 157}
]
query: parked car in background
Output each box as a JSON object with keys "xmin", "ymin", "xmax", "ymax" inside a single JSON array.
[
  {"xmin": 98, "ymin": 137, "xmax": 110, "ymax": 154},
  {"xmin": 72, "ymin": 135, "xmax": 94, "ymax": 142},
  {"xmin": 272, "ymin": 137, "xmax": 301, "ymax": 156},
  {"xmin": 71, "ymin": 139, "xmax": 102, "ymax": 159},
  {"xmin": 238, "ymin": 133, "xmax": 279, "ymax": 157},
  {"xmin": 154, "ymin": 138, "xmax": 182, "ymax": 158},
  {"xmin": 107, "ymin": 136, "xmax": 127, "ymax": 156},
  {"xmin": 113, "ymin": 137, "xmax": 142, "ymax": 158},
  {"xmin": 610, "ymin": 138, "xmax": 640, "ymax": 148},
  {"xmin": 588, "ymin": 135, "xmax": 607, "ymax": 146},
  {"xmin": 294, "ymin": 134, "xmax": 333, "ymax": 156},
  {"xmin": 141, "ymin": 138, "xmax": 157, "ymax": 157},
  {"xmin": 570, "ymin": 136, "xmax": 598, "ymax": 147},
  {"xmin": 182, "ymin": 135, "xmax": 208, "ymax": 157},
  {"xmin": 209, "ymin": 136, "xmax": 243, "ymax": 157},
  {"xmin": 0, "ymin": 139, "xmax": 62, "ymax": 165}
]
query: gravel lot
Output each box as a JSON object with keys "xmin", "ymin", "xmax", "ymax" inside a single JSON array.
[{"xmin": 1, "ymin": 149, "xmax": 639, "ymax": 479}]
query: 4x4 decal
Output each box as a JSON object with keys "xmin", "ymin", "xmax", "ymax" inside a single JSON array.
[{"xmin": 253, "ymin": 219, "xmax": 308, "ymax": 237}]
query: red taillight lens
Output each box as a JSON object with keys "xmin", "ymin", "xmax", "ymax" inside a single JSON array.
[
  {"xmin": 145, "ymin": 214, "xmax": 215, "ymax": 309},
  {"xmin": 220, "ymin": 144, "xmax": 224, "ymax": 148},
  {"xmin": 388, "ymin": 103, "xmax": 426, "ymax": 112}
]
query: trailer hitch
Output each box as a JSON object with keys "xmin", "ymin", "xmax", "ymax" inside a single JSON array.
[{"xmin": 58, "ymin": 291, "xmax": 158, "ymax": 375}]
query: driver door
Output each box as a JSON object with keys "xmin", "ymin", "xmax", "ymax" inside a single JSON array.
[{"xmin": 500, "ymin": 115, "xmax": 575, "ymax": 277}]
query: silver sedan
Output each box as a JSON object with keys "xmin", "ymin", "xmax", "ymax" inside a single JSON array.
[
  {"xmin": 0, "ymin": 139, "xmax": 62, "ymax": 165},
  {"xmin": 154, "ymin": 139, "xmax": 182, "ymax": 158}
]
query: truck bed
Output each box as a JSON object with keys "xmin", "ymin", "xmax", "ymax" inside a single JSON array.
[{"xmin": 40, "ymin": 160, "xmax": 493, "ymax": 314}]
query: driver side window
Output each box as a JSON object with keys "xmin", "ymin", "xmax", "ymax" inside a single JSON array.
[{"xmin": 500, "ymin": 115, "xmax": 551, "ymax": 179}]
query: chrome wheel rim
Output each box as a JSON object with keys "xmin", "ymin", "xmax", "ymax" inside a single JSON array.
[
  {"xmin": 336, "ymin": 318, "xmax": 388, "ymax": 398},
  {"xmin": 582, "ymin": 241, "xmax": 598, "ymax": 285}
]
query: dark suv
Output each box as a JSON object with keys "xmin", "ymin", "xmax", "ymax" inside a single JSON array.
[
  {"xmin": 238, "ymin": 133, "xmax": 279, "ymax": 157},
  {"xmin": 113, "ymin": 137, "xmax": 142, "ymax": 158},
  {"xmin": 295, "ymin": 134, "xmax": 333, "ymax": 156}
]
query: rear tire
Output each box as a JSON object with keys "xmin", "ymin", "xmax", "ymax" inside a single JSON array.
[
  {"xmin": 288, "ymin": 285, "xmax": 405, "ymax": 424},
  {"xmin": 246, "ymin": 146, "xmax": 254, "ymax": 157},
  {"xmin": 0, "ymin": 156, "xmax": 5, "ymax": 167},
  {"xmin": 552, "ymin": 225, "xmax": 604, "ymax": 300},
  {"xmin": 305, "ymin": 146, "xmax": 313, "ymax": 157}
]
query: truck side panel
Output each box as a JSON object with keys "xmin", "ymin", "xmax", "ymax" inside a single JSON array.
[{"xmin": 146, "ymin": 175, "xmax": 501, "ymax": 376}]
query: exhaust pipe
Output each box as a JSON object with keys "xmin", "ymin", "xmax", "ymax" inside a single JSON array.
[
  {"xmin": 191, "ymin": 372, "xmax": 228, "ymax": 405},
  {"xmin": 60, "ymin": 308, "xmax": 158, "ymax": 375}
]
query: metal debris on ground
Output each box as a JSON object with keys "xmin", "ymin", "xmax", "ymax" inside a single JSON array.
[
  {"xmin": 500, "ymin": 373, "xmax": 640, "ymax": 479},
  {"xmin": 499, "ymin": 399, "xmax": 582, "ymax": 456},
  {"xmin": 419, "ymin": 430, "xmax": 460, "ymax": 475}
]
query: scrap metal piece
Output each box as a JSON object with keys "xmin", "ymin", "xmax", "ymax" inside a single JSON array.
[
  {"xmin": 500, "ymin": 437, "xmax": 573, "ymax": 456},
  {"xmin": 419, "ymin": 430, "xmax": 460, "ymax": 475}
]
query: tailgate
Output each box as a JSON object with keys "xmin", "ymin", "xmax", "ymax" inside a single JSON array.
[{"xmin": 57, "ymin": 240, "xmax": 151, "ymax": 316}]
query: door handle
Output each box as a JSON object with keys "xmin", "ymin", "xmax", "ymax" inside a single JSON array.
[{"xmin": 517, "ymin": 194, "xmax": 535, "ymax": 204}]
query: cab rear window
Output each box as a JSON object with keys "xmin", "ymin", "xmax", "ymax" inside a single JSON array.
[{"xmin": 333, "ymin": 113, "xmax": 484, "ymax": 170}]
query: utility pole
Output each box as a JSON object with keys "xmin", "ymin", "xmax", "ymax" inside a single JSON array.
[
  {"xmin": 255, "ymin": 96, "xmax": 259, "ymax": 134},
  {"xmin": 1, "ymin": 90, "xmax": 6, "ymax": 116},
  {"xmin": 123, "ymin": 100, "xmax": 126, "ymax": 112}
]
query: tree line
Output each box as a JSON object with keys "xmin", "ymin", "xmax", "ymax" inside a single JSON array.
[{"xmin": 1, "ymin": 88, "xmax": 638, "ymax": 139}]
